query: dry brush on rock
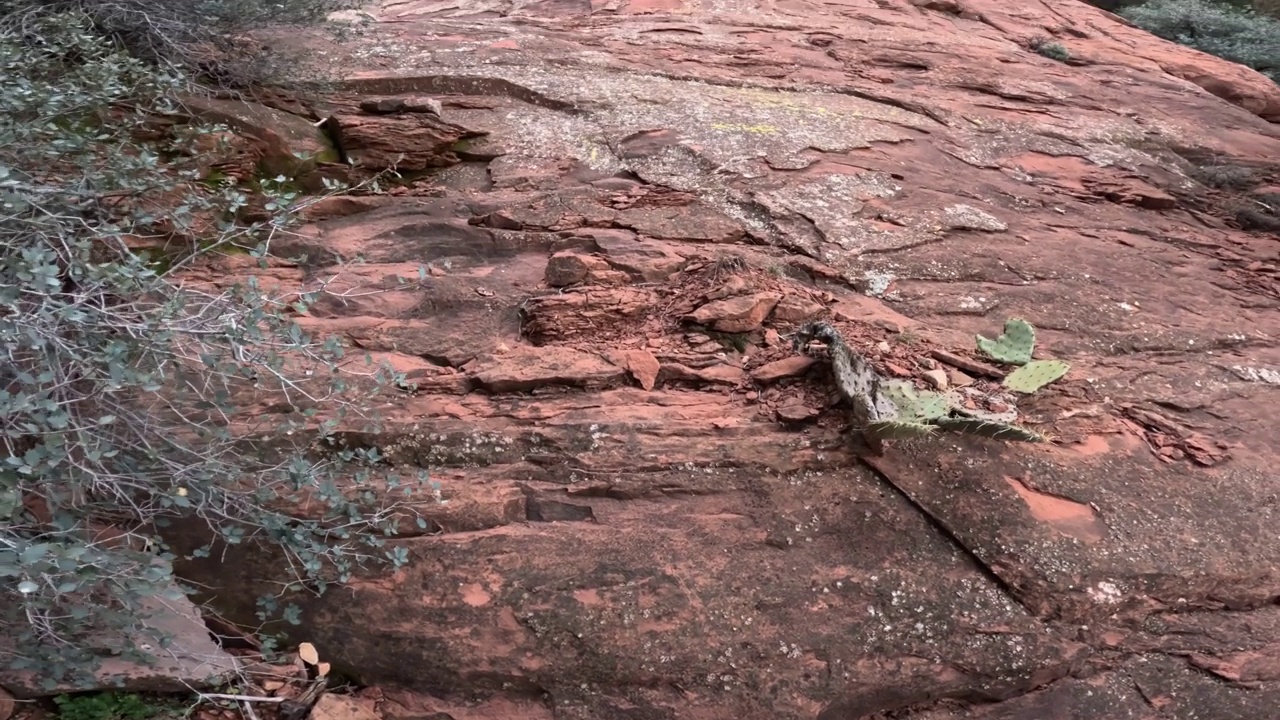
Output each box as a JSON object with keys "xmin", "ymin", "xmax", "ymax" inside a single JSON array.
[{"xmin": 0, "ymin": 11, "xmax": 436, "ymax": 693}]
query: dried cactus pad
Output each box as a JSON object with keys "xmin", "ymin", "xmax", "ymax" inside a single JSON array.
[
  {"xmin": 866, "ymin": 420, "xmax": 938, "ymax": 441},
  {"xmin": 976, "ymin": 318, "xmax": 1036, "ymax": 365},
  {"xmin": 933, "ymin": 417, "xmax": 1047, "ymax": 443},
  {"xmin": 1003, "ymin": 359, "xmax": 1070, "ymax": 394}
]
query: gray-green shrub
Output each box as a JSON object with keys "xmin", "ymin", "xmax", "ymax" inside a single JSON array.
[
  {"xmin": 1, "ymin": 11, "xmax": 427, "ymax": 690},
  {"xmin": 0, "ymin": 0, "xmax": 370, "ymax": 88},
  {"xmin": 1119, "ymin": 0, "xmax": 1280, "ymax": 82}
]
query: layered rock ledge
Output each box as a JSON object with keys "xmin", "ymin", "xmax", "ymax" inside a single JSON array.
[{"xmin": 174, "ymin": 1, "xmax": 1280, "ymax": 718}]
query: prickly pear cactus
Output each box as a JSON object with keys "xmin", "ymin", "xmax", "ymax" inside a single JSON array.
[
  {"xmin": 795, "ymin": 321, "xmax": 904, "ymax": 432},
  {"xmin": 976, "ymin": 318, "xmax": 1036, "ymax": 365},
  {"xmin": 866, "ymin": 420, "xmax": 938, "ymax": 441},
  {"xmin": 879, "ymin": 381, "xmax": 949, "ymax": 423},
  {"xmin": 1002, "ymin": 359, "xmax": 1071, "ymax": 394},
  {"xmin": 793, "ymin": 320, "xmax": 1055, "ymax": 450},
  {"xmin": 932, "ymin": 417, "xmax": 1046, "ymax": 443}
]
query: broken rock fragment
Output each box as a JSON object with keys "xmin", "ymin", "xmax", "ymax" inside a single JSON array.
[
  {"xmin": 359, "ymin": 96, "xmax": 444, "ymax": 116},
  {"xmin": 328, "ymin": 113, "xmax": 479, "ymax": 171},
  {"xmin": 685, "ymin": 292, "xmax": 781, "ymax": 333},
  {"xmin": 545, "ymin": 250, "xmax": 627, "ymax": 287},
  {"xmin": 605, "ymin": 348, "xmax": 661, "ymax": 390},
  {"xmin": 751, "ymin": 356, "xmax": 816, "ymax": 384},
  {"xmin": 771, "ymin": 295, "xmax": 826, "ymax": 323}
]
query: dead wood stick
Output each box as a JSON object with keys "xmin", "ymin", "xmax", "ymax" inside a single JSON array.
[
  {"xmin": 199, "ymin": 695, "xmax": 286, "ymax": 704},
  {"xmin": 930, "ymin": 349, "xmax": 1005, "ymax": 379},
  {"xmin": 280, "ymin": 678, "xmax": 328, "ymax": 720}
]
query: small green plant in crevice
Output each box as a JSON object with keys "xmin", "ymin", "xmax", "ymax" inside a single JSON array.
[
  {"xmin": 709, "ymin": 330, "xmax": 751, "ymax": 353},
  {"xmin": 1029, "ymin": 36, "xmax": 1071, "ymax": 62},
  {"xmin": 53, "ymin": 693, "xmax": 170, "ymax": 720}
]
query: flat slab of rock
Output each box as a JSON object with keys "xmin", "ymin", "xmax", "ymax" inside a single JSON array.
[
  {"xmin": 194, "ymin": 463, "xmax": 1085, "ymax": 719},
  {"xmin": 686, "ymin": 292, "xmax": 781, "ymax": 333},
  {"xmin": 750, "ymin": 355, "xmax": 816, "ymax": 383},
  {"xmin": 359, "ymin": 96, "xmax": 443, "ymax": 116},
  {"xmin": 864, "ymin": 436, "xmax": 1280, "ymax": 625},
  {"xmin": 0, "ymin": 580, "xmax": 238, "ymax": 698},
  {"xmin": 471, "ymin": 346, "xmax": 626, "ymax": 392}
]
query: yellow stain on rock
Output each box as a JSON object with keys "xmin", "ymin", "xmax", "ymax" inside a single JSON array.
[{"xmin": 710, "ymin": 122, "xmax": 779, "ymax": 134}]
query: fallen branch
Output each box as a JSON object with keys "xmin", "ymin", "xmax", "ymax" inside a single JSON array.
[
  {"xmin": 930, "ymin": 349, "xmax": 1005, "ymax": 379},
  {"xmin": 280, "ymin": 678, "xmax": 328, "ymax": 720},
  {"xmin": 239, "ymin": 699, "xmax": 263, "ymax": 720}
]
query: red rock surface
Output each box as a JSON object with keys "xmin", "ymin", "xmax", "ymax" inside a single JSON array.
[{"xmin": 175, "ymin": 1, "xmax": 1280, "ymax": 718}]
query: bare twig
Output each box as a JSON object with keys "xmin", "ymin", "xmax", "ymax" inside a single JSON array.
[{"xmin": 199, "ymin": 694, "xmax": 287, "ymax": 704}]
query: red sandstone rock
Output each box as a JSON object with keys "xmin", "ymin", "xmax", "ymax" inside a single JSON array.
[
  {"xmin": 771, "ymin": 295, "xmax": 826, "ymax": 323},
  {"xmin": 544, "ymin": 250, "xmax": 603, "ymax": 286},
  {"xmin": 310, "ymin": 695, "xmax": 380, "ymax": 720},
  {"xmin": 471, "ymin": 346, "xmax": 626, "ymax": 392},
  {"xmin": 544, "ymin": 251, "xmax": 627, "ymax": 287},
  {"xmin": 685, "ymin": 292, "xmax": 782, "ymax": 333},
  {"xmin": 168, "ymin": 2, "xmax": 1280, "ymax": 717},
  {"xmin": 751, "ymin": 356, "xmax": 816, "ymax": 383},
  {"xmin": 329, "ymin": 113, "xmax": 480, "ymax": 171},
  {"xmin": 605, "ymin": 348, "xmax": 661, "ymax": 390}
]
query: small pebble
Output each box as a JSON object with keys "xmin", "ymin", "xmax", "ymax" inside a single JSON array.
[{"xmin": 922, "ymin": 369, "xmax": 949, "ymax": 390}]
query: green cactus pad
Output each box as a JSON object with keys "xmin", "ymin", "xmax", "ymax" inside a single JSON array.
[
  {"xmin": 975, "ymin": 318, "xmax": 1036, "ymax": 365},
  {"xmin": 933, "ymin": 417, "xmax": 1047, "ymax": 443},
  {"xmin": 1002, "ymin": 359, "xmax": 1070, "ymax": 394},
  {"xmin": 878, "ymin": 381, "xmax": 950, "ymax": 423},
  {"xmin": 869, "ymin": 389, "xmax": 900, "ymax": 424},
  {"xmin": 866, "ymin": 420, "xmax": 939, "ymax": 441}
]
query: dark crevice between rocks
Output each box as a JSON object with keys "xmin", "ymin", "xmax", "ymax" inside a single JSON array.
[
  {"xmin": 519, "ymin": 484, "xmax": 598, "ymax": 523},
  {"xmin": 859, "ymin": 457, "xmax": 1044, "ymax": 622},
  {"xmin": 338, "ymin": 75, "xmax": 586, "ymax": 116},
  {"xmin": 818, "ymin": 657, "xmax": 1082, "ymax": 720},
  {"xmin": 1148, "ymin": 592, "xmax": 1280, "ymax": 617},
  {"xmin": 315, "ymin": 116, "xmax": 350, "ymax": 166},
  {"xmin": 201, "ymin": 607, "xmax": 261, "ymax": 651},
  {"xmin": 1129, "ymin": 671, "xmax": 1163, "ymax": 713},
  {"xmin": 406, "ymin": 351, "xmax": 458, "ymax": 369},
  {"xmin": 459, "ymin": 672, "xmax": 552, "ymax": 704}
]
